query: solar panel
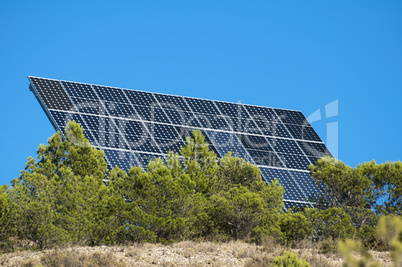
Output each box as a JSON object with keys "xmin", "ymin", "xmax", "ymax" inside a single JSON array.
[{"xmin": 29, "ymin": 76, "xmax": 333, "ymax": 209}]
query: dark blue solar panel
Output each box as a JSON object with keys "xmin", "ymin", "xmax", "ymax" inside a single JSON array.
[
  {"xmin": 215, "ymin": 101, "xmax": 250, "ymax": 118},
  {"xmin": 114, "ymin": 119, "xmax": 149, "ymax": 137},
  {"xmin": 154, "ymin": 138, "xmax": 185, "ymax": 154},
  {"xmin": 274, "ymin": 109, "xmax": 308, "ymax": 125},
  {"xmin": 205, "ymin": 131, "xmax": 254, "ymax": 162},
  {"xmin": 155, "ymin": 94, "xmax": 192, "ymax": 112},
  {"xmin": 308, "ymin": 156, "xmax": 320, "ymax": 166},
  {"xmin": 260, "ymin": 167, "xmax": 304, "ymax": 201},
  {"xmin": 175, "ymin": 127, "xmax": 220, "ymax": 156},
  {"xmin": 297, "ymin": 141, "xmax": 332, "ymax": 158},
  {"xmin": 254, "ymin": 120, "xmax": 292, "ymax": 138},
  {"xmin": 49, "ymin": 110, "xmax": 71, "ymax": 131},
  {"xmin": 92, "ymin": 85, "xmax": 130, "ymax": 103},
  {"xmin": 103, "ymin": 101, "xmax": 139, "ymax": 119},
  {"xmin": 70, "ymin": 97, "xmax": 105, "ymax": 115},
  {"xmin": 125, "ymin": 90, "xmax": 157, "ymax": 107},
  {"xmin": 288, "ymin": 170, "xmax": 322, "ymax": 201},
  {"xmin": 285, "ymin": 124, "xmax": 322, "ymax": 141},
  {"xmin": 62, "ymin": 81, "xmax": 98, "ymax": 100},
  {"xmin": 145, "ymin": 123, "xmax": 181, "ymax": 140},
  {"xmin": 237, "ymin": 134, "xmax": 272, "ymax": 151},
  {"xmin": 135, "ymin": 152, "xmax": 163, "ymax": 169},
  {"xmin": 196, "ymin": 115, "xmax": 231, "ymax": 130},
  {"xmin": 133, "ymin": 105, "xmax": 170, "ymax": 123},
  {"xmin": 125, "ymin": 135, "xmax": 161, "ymax": 153},
  {"xmin": 184, "ymin": 97, "xmax": 220, "ymax": 115},
  {"xmin": 266, "ymin": 137, "xmax": 304, "ymax": 155},
  {"xmin": 104, "ymin": 149, "xmax": 139, "ymax": 171},
  {"xmin": 237, "ymin": 118, "xmax": 262, "ymax": 134},
  {"xmin": 243, "ymin": 105, "xmax": 279, "ymax": 123},
  {"xmin": 163, "ymin": 109, "xmax": 202, "ymax": 128},
  {"xmin": 96, "ymin": 132, "xmax": 128, "ymax": 150},
  {"xmin": 31, "ymin": 76, "xmax": 331, "ymax": 206},
  {"xmin": 277, "ymin": 153, "xmax": 311, "ymax": 170},
  {"xmin": 80, "ymin": 114, "xmax": 118, "ymax": 133},
  {"xmin": 31, "ymin": 78, "xmax": 74, "ymax": 111},
  {"xmin": 247, "ymin": 150, "xmax": 284, "ymax": 167}
]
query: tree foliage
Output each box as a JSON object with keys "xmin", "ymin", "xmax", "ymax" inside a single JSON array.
[{"xmin": 1, "ymin": 121, "xmax": 401, "ymax": 254}]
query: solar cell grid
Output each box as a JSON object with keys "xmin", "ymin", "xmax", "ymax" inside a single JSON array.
[
  {"xmin": 266, "ymin": 137, "xmax": 304, "ymax": 155},
  {"xmin": 70, "ymin": 97, "xmax": 106, "ymax": 115},
  {"xmin": 184, "ymin": 97, "xmax": 220, "ymax": 115},
  {"xmin": 237, "ymin": 119, "xmax": 262, "ymax": 135},
  {"xmin": 155, "ymin": 94, "xmax": 192, "ymax": 112},
  {"xmin": 62, "ymin": 81, "xmax": 98, "ymax": 100},
  {"xmin": 30, "ymin": 76, "xmax": 333, "ymax": 210},
  {"xmin": 288, "ymin": 170, "xmax": 322, "ymax": 200},
  {"xmin": 104, "ymin": 149, "xmax": 139, "ymax": 171},
  {"xmin": 195, "ymin": 115, "xmax": 231, "ymax": 130},
  {"xmin": 31, "ymin": 78, "xmax": 74, "ymax": 111},
  {"xmin": 135, "ymin": 153, "xmax": 164, "ymax": 169},
  {"xmin": 274, "ymin": 109, "xmax": 308, "ymax": 125},
  {"xmin": 259, "ymin": 167, "xmax": 301, "ymax": 201},
  {"xmin": 285, "ymin": 124, "xmax": 322, "ymax": 141},
  {"xmin": 297, "ymin": 141, "xmax": 332, "ymax": 158},
  {"xmin": 215, "ymin": 101, "xmax": 250, "ymax": 118},
  {"xmin": 104, "ymin": 101, "xmax": 139, "ymax": 119},
  {"xmin": 237, "ymin": 134, "xmax": 271, "ymax": 150},
  {"xmin": 163, "ymin": 109, "xmax": 202, "ymax": 127},
  {"xmin": 145, "ymin": 123, "xmax": 181, "ymax": 140},
  {"xmin": 125, "ymin": 90, "xmax": 158, "ymax": 107},
  {"xmin": 243, "ymin": 105, "xmax": 279, "ymax": 123},
  {"xmin": 93, "ymin": 85, "xmax": 130, "ymax": 103},
  {"xmin": 248, "ymin": 150, "xmax": 284, "ymax": 167},
  {"xmin": 254, "ymin": 120, "xmax": 292, "ymax": 138},
  {"xmin": 277, "ymin": 153, "xmax": 311, "ymax": 170},
  {"xmin": 205, "ymin": 131, "xmax": 254, "ymax": 162},
  {"xmin": 154, "ymin": 138, "xmax": 185, "ymax": 154}
]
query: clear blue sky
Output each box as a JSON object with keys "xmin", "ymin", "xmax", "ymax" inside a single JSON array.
[{"xmin": 1, "ymin": 1, "xmax": 401, "ymax": 185}]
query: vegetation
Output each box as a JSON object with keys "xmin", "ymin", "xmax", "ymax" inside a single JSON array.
[
  {"xmin": 0, "ymin": 121, "xmax": 401, "ymax": 266},
  {"xmin": 272, "ymin": 251, "xmax": 311, "ymax": 267}
]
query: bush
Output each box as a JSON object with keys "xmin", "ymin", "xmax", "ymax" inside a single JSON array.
[{"xmin": 272, "ymin": 251, "xmax": 311, "ymax": 267}]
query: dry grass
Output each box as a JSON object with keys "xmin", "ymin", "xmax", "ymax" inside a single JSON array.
[{"xmin": 0, "ymin": 241, "xmax": 393, "ymax": 266}]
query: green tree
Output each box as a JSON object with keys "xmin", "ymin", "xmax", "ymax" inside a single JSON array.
[
  {"xmin": 277, "ymin": 211, "xmax": 312, "ymax": 246},
  {"xmin": 303, "ymin": 207, "xmax": 356, "ymax": 241},
  {"xmin": 309, "ymin": 157, "xmax": 377, "ymax": 230},
  {"xmin": 0, "ymin": 185, "xmax": 13, "ymax": 249},
  {"xmin": 9, "ymin": 121, "xmax": 110, "ymax": 248}
]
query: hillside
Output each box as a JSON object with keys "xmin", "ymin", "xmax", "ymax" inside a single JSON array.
[{"xmin": 0, "ymin": 241, "xmax": 393, "ymax": 267}]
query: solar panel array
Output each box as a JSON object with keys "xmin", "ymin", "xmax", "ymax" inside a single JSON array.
[{"xmin": 29, "ymin": 76, "xmax": 332, "ymax": 208}]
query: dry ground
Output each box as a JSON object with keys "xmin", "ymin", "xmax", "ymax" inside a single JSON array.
[{"xmin": 0, "ymin": 241, "xmax": 393, "ymax": 267}]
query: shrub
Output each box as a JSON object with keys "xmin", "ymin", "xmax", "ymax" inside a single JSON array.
[{"xmin": 272, "ymin": 251, "xmax": 311, "ymax": 267}]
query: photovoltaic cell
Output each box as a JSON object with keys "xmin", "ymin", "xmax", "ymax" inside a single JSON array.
[
  {"xmin": 31, "ymin": 78, "xmax": 75, "ymax": 111},
  {"xmin": 205, "ymin": 131, "xmax": 254, "ymax": 162},
  {"xmin": 254, "ymin": 120, "xmax": 292, "ymax": 138},
  {"xmin": 184, "ymin": 97, "xmax": 221, "ymax": 115},
  {"xmin": 244, "ymin": 105, "xmax": 278, "ymax": 123},
  {"xmin": 155, "ymin": 94, "xmax": 192, "ymax": 112},
  {"xmin": 297, "ymin": 141, "xmax": 332, "ymax": 158},
  {"xmin": 285, "ymin": 124, "xmax": 322, "ymax": 141},
  {"xmin": 93, "ymin": 85, "xmax": 130, "ymax": 103},
  {"xmin": 266, "ymin": 137, "xmax": 304, "ymax": 155},
  {"xmin": 274, "ymin": 109, "xmax": 308, "ymax": 125},
  {"xmin": 29, "ymin": 76, "xmax": 333, "ymax": 208},
  {"xmin": 125, "ymin": 90, "xmax": 157, "ymax": 107},
  {"xmin": 62, "ymin": 81, "xmax": 98, "ymax": 100},
  {"xmin": 215, "ymin": 101, "xmax": 250, "ymax": 118}
]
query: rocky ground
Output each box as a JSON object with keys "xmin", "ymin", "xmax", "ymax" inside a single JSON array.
[{"xmin": 0, "ymin": 241, "xmax": 394, "ymax": 266}]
